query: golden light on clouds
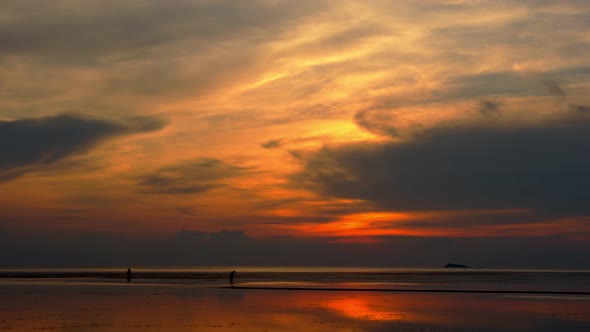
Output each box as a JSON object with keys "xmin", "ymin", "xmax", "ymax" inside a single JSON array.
[{"xmin": 1, "ymin": 0, "xmax": 589, "ymax": 256}]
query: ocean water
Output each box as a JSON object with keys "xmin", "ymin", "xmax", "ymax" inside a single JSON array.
[
  {"xmin": 1, "ymin": 267, "xmax": 589, "ymax": 293},
  {"xmin": 0, "ymin": 268, "xmax": 589, "ymax": 331}
]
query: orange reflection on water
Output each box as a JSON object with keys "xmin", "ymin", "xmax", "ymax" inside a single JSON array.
[
  {"xmin": 326, "ymin": 297, "xmax": 401, "ymax": 321},
  {"xmin": 1, "ymin": 280, "xmax": 589, "ymax": 331}
]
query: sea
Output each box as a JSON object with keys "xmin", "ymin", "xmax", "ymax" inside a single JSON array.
[
  {"xmin": 1, "ymin": 267, "xmax": 589, "ymax": 331},
  {"xmin": 1, "ymin": 266, "xmax": 589, "ymax": 292}
]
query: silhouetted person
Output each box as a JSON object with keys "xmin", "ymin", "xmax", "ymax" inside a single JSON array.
[
  {"xmin": 229, "ymin": 270, "xmax": 236, "ymax": 285},
  {"xmin": 126, "ymin": 267, "xmax": 132, "ymax": 283}
]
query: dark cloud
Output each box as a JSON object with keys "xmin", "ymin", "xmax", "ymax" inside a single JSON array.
[
  {"xmin": 293, "ymin": 115, "xmax": 590, "ymax": 215},
  {"xmin": 540, "ymin": 79, "xmax": 566, "ymax": 97},
  {"xmin": 353, "ymin": 108, "xmax": 401, "ymax": 137},
  {"xmin": 570, "ymin": 104, "xmax": 590, "ymax": 113},
  {"xmin": 430, "ymin": 66, "xmax": 590, "ymax": 103},
  {"xmin": 0, "ymin": 228, "xmax": 588, "ymax": 268},
  {"xmin": 138, "ymin": 158, "xmax": 249, "ymax": 195},
  {"xmin": 289, "ymin": 150, "xmax": 304, "ymax": 160},
  {"xmin": 261, "ymin": 139, "xmax": 283, "ymax": 149},
  {"xmin": 0, "ymin": 114, "xmax": 165, "ymax": 181},
  {"xmin": 439, "ymin": 72, "xmax": 540, "ymax": 101},
  {"xmin": 478, "ymin": 100, "xmax": 502, "ymax": 117}
]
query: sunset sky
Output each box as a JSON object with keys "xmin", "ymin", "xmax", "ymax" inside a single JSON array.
[{"xmin": 1, "ymin": 0, "xmax": 590, "ymax": 267}]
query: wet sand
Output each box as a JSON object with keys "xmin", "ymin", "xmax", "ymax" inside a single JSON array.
[{"xmin": 0, "ymin": 279, "xmax": 589, "ymax": 331}]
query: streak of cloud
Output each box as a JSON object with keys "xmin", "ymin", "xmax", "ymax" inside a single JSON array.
[
  {"xmin": 479, "ymin": 100, "xmax": 502, "ymax": 117},
  {"xmin": 0, "ymin": 114, "xmax": 165, "ymax": 181},
  {"xmin": 137, "ymin": 158, "xmax": 249, "ymax": 195},
  {"xmin": 261, "ymin": 139, "xmax": 283, "ymax": 149}
]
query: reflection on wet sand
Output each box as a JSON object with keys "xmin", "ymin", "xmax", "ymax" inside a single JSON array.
[{"xmin": 0, "ymin": 281, "xmax": 588, "ymax": 331}]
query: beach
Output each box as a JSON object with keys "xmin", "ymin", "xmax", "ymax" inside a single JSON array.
[{"xmin": 1, "ymin": 269, "xmax": 589, "ymax": 331}]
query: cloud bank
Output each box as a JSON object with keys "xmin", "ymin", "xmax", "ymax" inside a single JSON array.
[
  {"xmin": 0, "ymin": 114, "xmax": 165, "ymax": 181},
  {"xmin": 1, "ymin": 229, "xmax": 588, "ymax": 268},
  {"xmin": 293, "ymin": 114, "xmax": 590, "ymax": 215}
]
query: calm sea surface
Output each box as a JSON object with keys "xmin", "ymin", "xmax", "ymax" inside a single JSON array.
[
  {"xmin": 1, "ymin": 267, "xmax": 589, "ymax": 331},
  {"xmin": 1, "ymin": 267, "xmax": 589, "ymax": 292}
]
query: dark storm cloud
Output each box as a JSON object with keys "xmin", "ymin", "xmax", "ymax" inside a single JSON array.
[
  {"xmin": 138, "ymin": 158, "xmax": 249, "ymax": 195},
  {"xmin": 0, "ymin": 114, "xmax": 165, "ymax": 181},
  {"xmin": 479, "ymin": 100, "xmax": 502, "ymax": 117},
  {"xmin": 292, "ymin": 115, "xmax": 590, "ymax": 215},
  {"xmin": 261, "ymin": 139, "xmax": 283, "ymax": 149}
]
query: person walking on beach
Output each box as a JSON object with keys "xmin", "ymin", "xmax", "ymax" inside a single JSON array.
[
  {"xmin": 126, "ymin": 267, "xmax": 132, "ymax": 283},
  {"xmin": 229, "ymin": 270, "xmax": 236, "ymax": 285}
]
